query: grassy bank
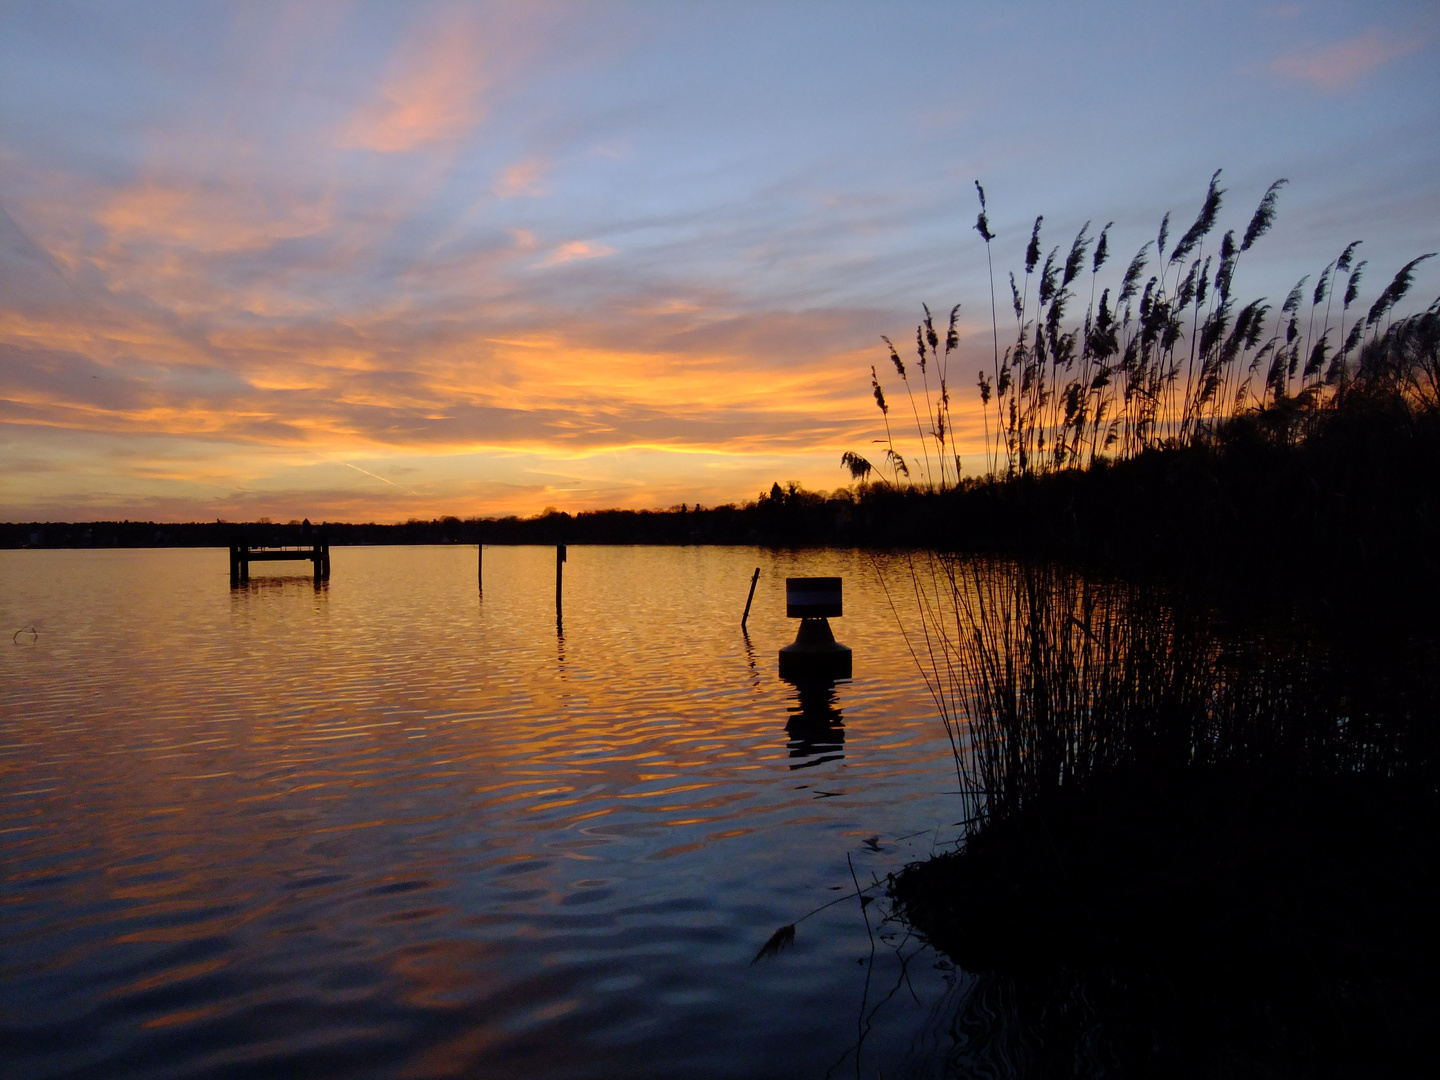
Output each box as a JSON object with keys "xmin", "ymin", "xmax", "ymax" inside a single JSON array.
[
  {"xmin": 870, "ymin": 183, "xmax": 1438, "ymax": 1075},
  {"xmin": 883, "ymin": 557, "xmax": 1439, "ymax": 1075}
]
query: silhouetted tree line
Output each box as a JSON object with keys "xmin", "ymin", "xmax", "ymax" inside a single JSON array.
[
  {"xmin": 1, "ymin": 484, "xmax": 868, "ymax": 550},
  {"xmin": 7, "ymin": 403, "xmax": 1437, "ymax": 620}
]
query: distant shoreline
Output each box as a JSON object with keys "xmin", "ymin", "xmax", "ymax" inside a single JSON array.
[
  {"xmin": 7, "ymin": 402, "xmax": 1437, "ymax": 624},
  {"xmin": 0, "ymin": 504, "xmax": 839, "ymax": 550}
]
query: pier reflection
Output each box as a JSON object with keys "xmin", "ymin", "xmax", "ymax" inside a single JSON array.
[
  {"xmin": 227, "ymin": 574, "xmax": 330, "ymax": 606},
  {"xmin": 783, "ymin": 679, "xmax": 845, "ymax": 769}
]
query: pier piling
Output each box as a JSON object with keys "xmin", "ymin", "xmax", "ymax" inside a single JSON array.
[{"xmin": 556, "ymin": 544, "xmax": 566, "ymax": 614}]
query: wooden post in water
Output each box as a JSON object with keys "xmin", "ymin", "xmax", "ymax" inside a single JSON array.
[
  {"xmin": 555, "ymin": 544, "xmax": 566, "ymax": 614},
  {"xmin": 477, "ymin": 541, "xmax": 483, "ymax": 591},
  {"xmin": 741, "ymin": 567, "xmax": 760, "ymax": 630}
]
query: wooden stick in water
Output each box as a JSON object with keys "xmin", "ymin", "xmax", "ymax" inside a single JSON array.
[
  {"xmin": 556, "ymin": 544, "xmax": 566, "ymax": 613},
  {"xmin": 741, "ymin": 567, "xmax": 760, "ymax": 630}
]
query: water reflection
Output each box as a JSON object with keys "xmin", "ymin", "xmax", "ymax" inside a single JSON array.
[
  {"xmin": 741, "ymin": 629, "xmax": 761, "ymax": 690},
  {"xmin": 783, "ymin": 679, "xmax": 846, "ymax": 769},
  {"xmin": 0, "ymin": 545, "xmax": 958, "ymax": 1080},
  {"xmin": 228, "ymin": 572, "xmax": 331, "ymax": 610}
]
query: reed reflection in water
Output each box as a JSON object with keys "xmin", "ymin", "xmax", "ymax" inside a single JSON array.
[{"xmin": 1, "ymin": 545, "xmax": 964, "ymax": 1080}]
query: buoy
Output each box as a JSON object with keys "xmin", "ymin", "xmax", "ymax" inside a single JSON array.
[{"xmin": 778, "ymin": 577, "xmax": 852, "ymax": 681}]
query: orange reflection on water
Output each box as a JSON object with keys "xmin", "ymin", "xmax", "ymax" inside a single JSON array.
[{"xmin": 0, "ymin": 545, "xmax": 960, "ymax": 1078}]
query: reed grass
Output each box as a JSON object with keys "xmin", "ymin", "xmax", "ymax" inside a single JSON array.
[
  {"xmin": 884, "ymin": 552, "xmax": 1440, "ymax": 1072},
  {"xmin": 852, "ymin": 175, "xmax": 1439, "ymax": 485},
  {"xmin": 887, "ymin": 555, "xmax": 1433, "ymax": 831}
]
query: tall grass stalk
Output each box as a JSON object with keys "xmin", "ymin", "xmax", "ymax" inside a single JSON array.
[
  {"xmin": 883, "ymin": 554, "xmax": 1430, "ymax": 834},
  {"xmin": 851, "ymin": 176, "xmax": 1437, "ymax": 484},
  {"xmin": 976, "ymin": 182, "xmax": 1001, "ymax": 482},
  {"xmin": 884, "ymin": 557, "xmax": 1215, "ymax": 828}
]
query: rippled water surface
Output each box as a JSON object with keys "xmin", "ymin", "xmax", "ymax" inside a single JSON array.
[{"xmin": 2, "ymin": 546, "xmax": 968, "ymax": 1079}]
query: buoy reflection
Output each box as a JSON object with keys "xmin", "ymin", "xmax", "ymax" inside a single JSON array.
[{"xmin": 783, "ymin": 678, "xmax": 845, "ymax": 769}]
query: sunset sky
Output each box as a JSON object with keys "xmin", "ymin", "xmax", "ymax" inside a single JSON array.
[{"xmin": 3, "ymin": 1, "xmax": 1438, "ymax": 522}]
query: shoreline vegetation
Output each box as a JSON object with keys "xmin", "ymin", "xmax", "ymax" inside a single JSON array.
[
  {"xmin": 867, "ymin": 178, "xmax": 1440, "ymax": 1075},
  {"xmin": 884, "ymin": 556, "xmax": 1438, "ymax": 1075},
  {"xmin": 7, "ymin": 397, "xmax": 1435, "ymax": 613}
]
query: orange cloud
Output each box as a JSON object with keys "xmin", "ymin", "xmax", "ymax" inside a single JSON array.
[
  {"xmin": 535, "ymin": 240, "xmax": 614, "ymax": 268},
  {"xmin": 1270, "ymin": 27, "xmax": 1423, "ymax": 90},
  {"xmin": 337, "ymin": 13, "xmax": 490, "ymax": 152},
  {"xmin": 97, "ymin": 181, "xmax": 332, "ymax": 254},
  {"xmin": 3, "ymin": 169, "xmax": 976, "ymax": 520},
  {"xmin": 2, "ymin": 301, "xmax": 890, "ymax": 461},
  {"xmin": 494, "ymin": 159, "xmax": 547, "ymax": 198}
]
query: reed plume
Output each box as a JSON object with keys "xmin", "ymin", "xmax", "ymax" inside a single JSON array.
[{"xmin": 846, "ymin": 176, "xmax": 1438, "ymax": 486}]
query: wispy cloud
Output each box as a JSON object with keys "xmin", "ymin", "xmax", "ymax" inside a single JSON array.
[
  {"xmin": 97, "ymin": 180, "xmax": 332, "ymax": 254},
  {"xmin": 494, "ymin": 158, "xmax": 548, "ymax": 198},
  {"xmin": 535, "ymin": 240, "xmax": 614, "ymax": 268},
  {"xmin": 1269, "ymin": 26, "xmax": 1424, "ymax": 91},
  {"xmin": 336, "ymin": 12, "xmax": 491, "ymax": 152},
  {"xmin": 0, "ymin": 291, "xmax": 887, "ymax": 458}
]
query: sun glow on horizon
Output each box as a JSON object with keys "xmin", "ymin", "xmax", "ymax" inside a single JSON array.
[{"xmin": 2, "ymin": 2, "xmax": 1437, "ymax": 523}]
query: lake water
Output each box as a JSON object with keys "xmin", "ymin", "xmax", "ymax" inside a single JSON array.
[{"xmin": 1, "ymin": 546, "xmax": 970, "ymax": 1079}]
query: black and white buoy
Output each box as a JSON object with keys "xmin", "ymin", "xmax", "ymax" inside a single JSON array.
[{"xmin": 778, "ymin": 577, "xmax": 852, "ymax": 681}]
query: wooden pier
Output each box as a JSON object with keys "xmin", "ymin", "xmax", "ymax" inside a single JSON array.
[{"xmin": 229, "ymin": 522, "xmax": 330, "ymax": 585}]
